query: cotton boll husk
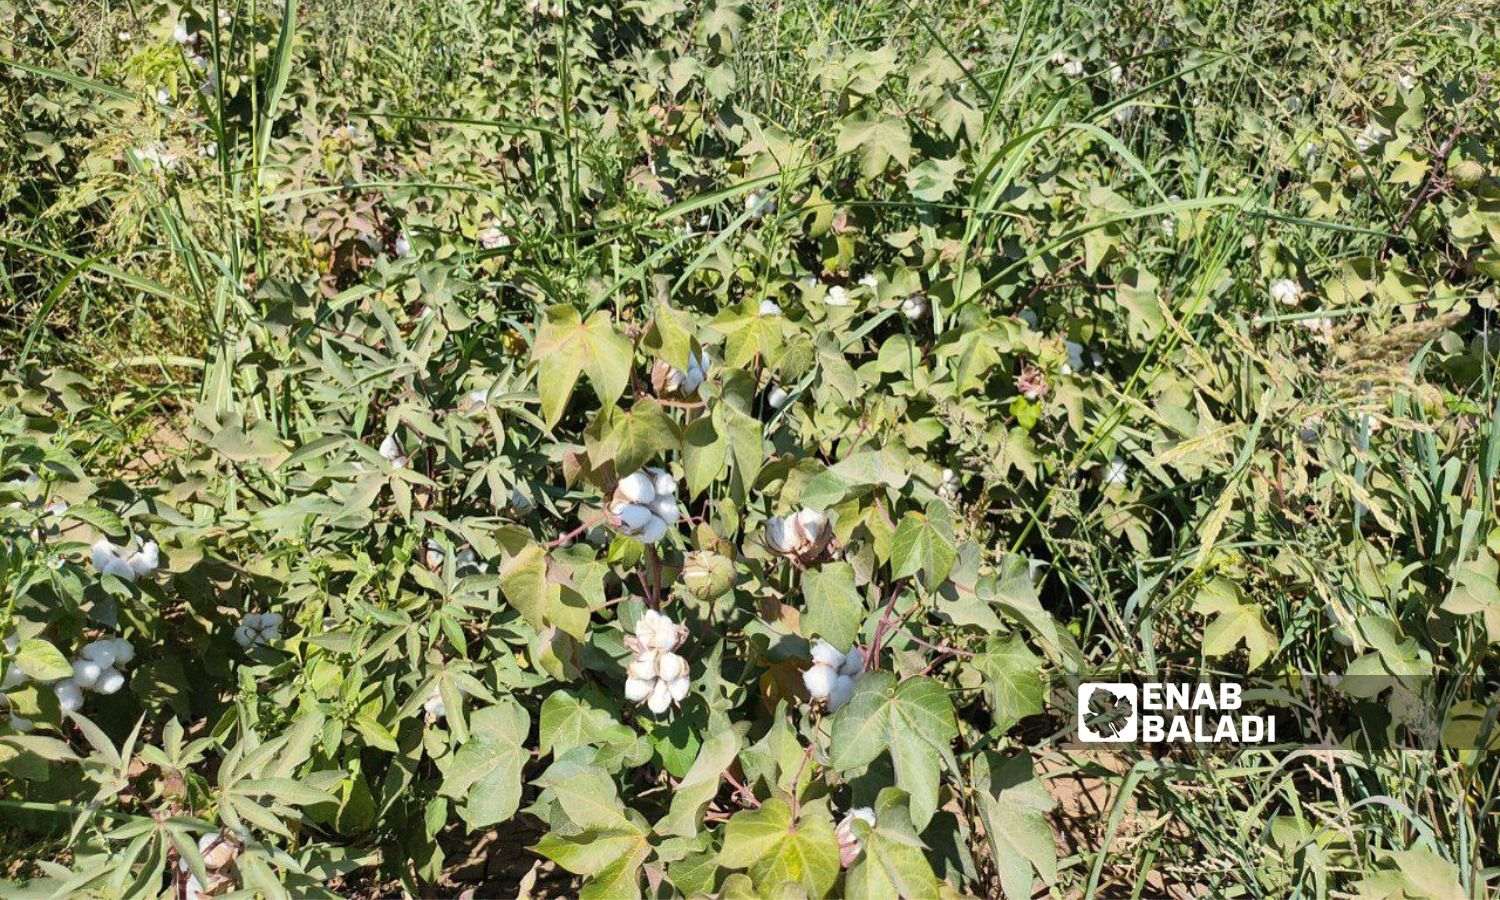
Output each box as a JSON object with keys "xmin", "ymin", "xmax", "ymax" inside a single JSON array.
[
  {"xmin": 828, "ymin": 674, "xmax": 856, "ymax": 711},
  {"xmin": 72, "ymin": 659, "xmax": 102, "ymax": 689},
  {"xmin": 616, "ymin": 472, "xmax": 656, "ymax": 504},
  {"xmin": 810, "ymin": 640, "xmax": 844, "ymax": 669},
  {"xmin": 668, "ymin": 675, "xmax": 690, "ymax": 702},
  {"xmin": 627, "ymin": 651, "xmax": 659, "ymax": 681},
  {"xmin": 647, "ymin": 679, "xmax": 673, "ymax": 714},
  {"xmin": 656, "ymin": 652, "xmax": 687, "ymax": 683},
  {"xmin": 624, "ymin": 676, "xmax": 653, "ymax": 703},
  {"xmin": 616, "ymin": 503, "xmax": 654, "ymax": 533},
  {"xmin": 638, "ymin": 515, "xmax": 669, "ymax": 544},
  {"xmin": 802, "ymin": 663, "xmax": 836, "ymax": 699},
  {"xmin": 95, "ymin": 668, "xmax": 125, "ymax": 695}
]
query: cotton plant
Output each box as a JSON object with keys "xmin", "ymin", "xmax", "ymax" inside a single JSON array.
[
  {"xmin": 378, "ymin": 434, "xmax": 408, "ymax": 468},
  {"xmin": 623, "ymin": 610, "xmax": 690, "ymax": 714},
  {"xmin": 937, "ymin": 468, "xmax": 961, "ymax": 501},
  {"xmin": 765, "ymin": 508, "xmax": 831, "ymax": 561},
  {"xmin": 803, "ymin": 640, "xmax": 863, "ymax": 711},
  {"xmin": 234, "ymin": 613, "xmax": 283, "ymax": 648},
  {"xmin": 91, "ymin": 537, "xmax": 160, "ymax": 581},
  {"xmin": 825, "ymin": 285, "xmax": 851, "ymax": 307},
  {"xmin": 608, "ymin": 469, "xmax": 681, "ymax": 544}
]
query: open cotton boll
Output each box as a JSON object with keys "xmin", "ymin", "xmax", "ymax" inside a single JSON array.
[
  {"xmin": 624, "ymin": 676, "xmax": 653, "ymax": 703},
  {"xmin": 648, "ymin": 468, "xmax": 677, "ymax": 498},
  {"xmin": 54, "ymin": 679, "xmax": 84, "ymax": 712},
  {"xmin": 758, "ymin": 299, "xmax": 782, "ymax": 317},
  {"xmin": 792, "ymin": 509, "xmax": 827, "ymax": 545},
  {"xmin": 107, "ymin": 638, "xmax": 135, "ymax": 666},
  {"xmin": 828, "ymin": 673, "xmax": 856, "ymax": 711},
  {"xmin": 81, "ymin": 640, "xmax": 118, "ymax": 669},
  {"xmin": 668, "ymin": 675, "xmax": 690, "ymax": 702},
  {"xmin": 826, "ymin": 286, "xmax": 850, "ymax": 307},
  {"xmin": 651, "ymin": 496, "xmax": 680, "ymax": 525},
  {"xmin": 127, "ymin": 542, "xmax": 159, "ymax": 577},
  {"xmin": 616, "ymin": 472, "xmax": 656, "ymax": 504},
  {"xmin": 836, "ymin": 807, "xmax": 877, "ymax": 867},
  {"xmin": 627, "ymin": 650, "xmax": 659, "ymax": 681},
  {"xmin": 839, "ymin": 647, "xmax": 864, "ymax": 676},
  {"xmin": 95, "ymin": 667, "xmax": 125, "ymax": 695},
  {"xmin": 1270, "ymin": 279, "xmax": 1303, "ymax": 306},
  {"xmin": 637, "ymin": 515, "xmax": 669, "ymax": 544},
  {"xmin": 423, "ymin": 686, "xmax": 446, "ymax": 719},
  {"xmin": 378, "ymin": 434, "xmax": 407, "ymax": 468},
  {"xmin": 1103, "ymin": 457, "xmax": 1129, "ymax": 486},
  {"xmin": 72, "ymin": 659, "xmax": 102, "ymax": 689},
  {"xmin": 803, "ymin": 663, "xmax": 837, "ymax": 700},
  {"xmin": 810, "ymin": 639, "xmax": 844, "ymax": 669},
  {"xmin": 656, "ymin": 652, "xmax": 687, "ymax": 683},
  {"xmin": 901, "ymin": 294, "xmax": 928, "ymax": 320},
  {"xmin": 767, "ymin": 386, "xmax": 790, "ymax": 409},
  {"xmin": 616, "ymin": 503, "xmax": 655, "ymax": 534},
  {"xmin": 765, "ymin": 517, "xmax": 795, "ymax": 554},
  {"xmin": 647, "ymin": 679, "xmax": 673, "ymax": 714}
]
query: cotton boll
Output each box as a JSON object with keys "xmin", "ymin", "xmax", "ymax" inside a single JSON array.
[
  {"xmin": 81, "ymin": 641, "xmax": 117, "ymax": 669},
  {"xmin": 1270, "ymin": 279, "xmax": 1303, "ymax": 306},
  {"xmin": 616, "ymin": 472, "xmax": 656, "ymax": 504},
  {"xmin": 810, "ymin": 640, "xmax": 844, "ymax": 669},
  {"xmin": 668, "ymin": 674, "xmax": 690, "ymax": 702},
  {"xmin": 95, "ymin": 667, "xmax": 125, "ymax": 695},
  {"xmin": 394, "ymin": 233, "xmax": 412, "ymax": 258},
  {"xmin": 765, "ymin": 517, "xmax": 794, "ymax": 553},
  {"xmin": 259, "ymin": 615, "xmax": 281, "ymax": 631},
  {"xmin": 656, "ymin": 652, "xmax": 687, "ymax": 683},
  {"xmin": 828, "ymin": 674, "xmax": 856, "ymax": 711},
  {"xmin": 901, "ymin": 294, "xmax": 928, "ymax": 320},
  {"xmin": 647, "ymin": 679, "xmax": 673, "ymax": 714},
  {"xmin": 1, "ymin": 665, "xmax": 26, "ymax": 690},
  {"xmin": 54, "ymin": 679, "xmax": 84, "ymax": 712},
  {"xmin": 90, "ymin": 539, "xmax": 115, "ymax": 573},
  {"xmin": 234, "ymin": 624, "xmax": 254, "ymax": 648},
  {"xmin": 858, "ymin": 274, "xmax": 877, "ymax": 289},
  {"xmin": 793, "ymin": 508, "xmax": 827, "ymax": 545},
  {"xmin": 628, "ymin": 650, "xmax": 659, "ymax": 681},
  {"xmin": 1064, "ymin": 341, "xmax": 1086, "ymax": 374},
  {"xmin": 652, "ymin": 498, "xmax": 680, "ymax": 526},
  {"xmin": 638, "ymin": 515, "xmax": 669, "ymax": 544},
  {"xmin": 648, "ymin": 468, "xmax": 677, "ymax": 498},
  {"xmin": 758, "ymin": 300, "xmax": 782, "ymax": 317},
  {"xmin": 616, "ymin": 503, "xmax": 654, "ymax": 533},
  {"xmin": 72, "ymin": 659, "xmax": 102, "ymax": 690},
  {"xmin": 378, "ymin": 435, "xmax": 406, "ymax": 467},
  {"xmin": 826, "ymin": 286, "xmax": 850, "ymax": 306},
  {"xmin": 1103, "ymin": 457, "xmax": 1128, "ymax": 485},
  {"xmin": 767, "ymin": 386, "xmax": 790, "ymax": 409},
  {"xmin": 836, "ymin": 807, "xmax": 876, "ymax": 866},
  {"xmin": 839, "ymin": 647, "xmax": 864, "ymax": 676},
  {"xmin": 624, "ymin": 676, "xmax": 652, "ymax": 703},
  {"xmin": 423, "ymin": 687, "xmax": 446, "ymax": 719},
  {"xmin": 107, "ymin": 638, "xmax": 135, "ymax": 666},
  {"xmin": 128, "ymin": 542, "xmax": 159, "ymax": 577},
  {"xmin": 803, "ymin": 663, "xmax": 835, "ymax": 700}
]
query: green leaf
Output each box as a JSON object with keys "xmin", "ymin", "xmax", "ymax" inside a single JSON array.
[
  {"xmin": 1193, "ymin": 577, "xmax": 1277, "ymax": 670},
  {"xmin": 836, "ymin": 110, "xmax": 913, "ymax": 180},
  {"xmin": 536, "ymin": 753, "xmax": 632, "ymax": 831},
  {"xmin": 973, "ymin": 636, "xmax": 1043, "ymax": 731},
  {"xmin": 657, "ymin": 727, "xmax": 742, "ymax": 838},
  {"xmin": 600, "ymin": 400, "xmax": 683, "ymax": 476},
  {"xmin": 682, "ymin": 416, "xmax": 728, "ymax": 496},
  {"xmin": 438, "ymin": 699, "xmax": 530, "ymax": 829},
  {"xmin": 829, "ymin": 672, "xmax": 957, "ymax": 830},
  {"xmin": 1441, "ymin": 556, "xmax": 1500, "ymax": 643},
  {"xmin": 974, "ymin": 752, "xmax": 1057, "ymax": 900},
  {"xmin": 801, "ymin": 562, "xmax": 865, "ymax": 649},
  {"xmin": 905, "ymin": 155, "xmax": 962, "ymax": 202},
  {"xmin": 539, "ymin": 691, "xmax": 638, "ymax": 761},
  {"xmin": 719, "ymin": 798, "xmax": 840, "ymax": 898},
  {"xmin": 533, "ymin": 306, "xmax": 633, "ymax": 428},
  {"xmin": 15, "ymin": 639, "xmax": 73, "ymax": 682},
  {"xmin": 890, "ymin": 502, "xmax": 957, "ymax": 591}
]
